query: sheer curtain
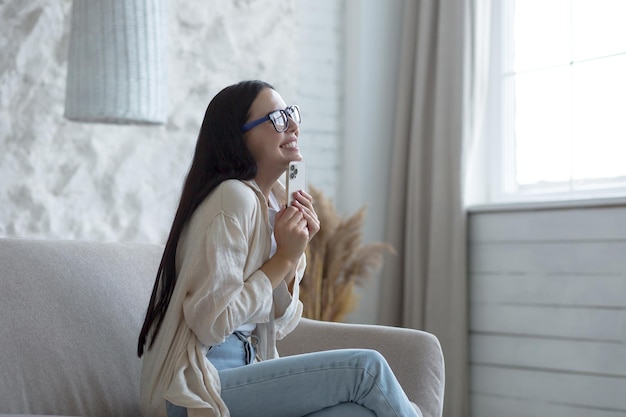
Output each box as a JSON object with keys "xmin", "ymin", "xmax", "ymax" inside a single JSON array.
[{"xmin": 378, "ymin": 1, "xmax": 491, "ymax": 416}]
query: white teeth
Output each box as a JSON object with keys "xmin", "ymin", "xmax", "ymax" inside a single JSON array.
[{"xmin": 281, "ymin": 142, "xmax": 297, "ymax": 149}]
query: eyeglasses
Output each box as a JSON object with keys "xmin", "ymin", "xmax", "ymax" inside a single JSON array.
[{"xmin": 241, "ymin": 105, "xmax": 301, "ymax": 133}]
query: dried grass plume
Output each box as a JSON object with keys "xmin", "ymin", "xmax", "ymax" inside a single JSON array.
[{"xmin": 300, "ymin": 185, "xmax": 394, "ymax": 322}]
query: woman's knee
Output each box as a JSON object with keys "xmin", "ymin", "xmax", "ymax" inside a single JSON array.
[
  {"xmin": 304, "ymin": 402, "xmax": 376, "ymax": 417},
  {"xmin": 347, "ymin": 349, "xmax": 392, "ymax": 376},
  {"xmin": 352, "ymin": 349, "xmax": 387, "ymax": 365}
]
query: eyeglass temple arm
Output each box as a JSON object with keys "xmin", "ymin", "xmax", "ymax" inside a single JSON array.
[{"xmin": 240, "ymin": 116, "xmax": 269, "ymax": 133}]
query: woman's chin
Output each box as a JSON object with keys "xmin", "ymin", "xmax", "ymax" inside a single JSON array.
[{"xmin": 288, "ymin": 152, "xmax": 303, "ymax": 162}]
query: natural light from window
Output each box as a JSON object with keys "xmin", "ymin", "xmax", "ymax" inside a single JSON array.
[{"xmin": 504, "ymin": 0, "xmax": 626, "ymax": 196}]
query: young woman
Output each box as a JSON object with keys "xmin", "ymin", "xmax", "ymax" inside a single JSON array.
[{"xmin": 137, "ymin": 80, "xmax": 421, "ymax": 417}]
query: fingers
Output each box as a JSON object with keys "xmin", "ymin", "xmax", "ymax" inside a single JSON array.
[
  {"xmin": 291, "ymin": 190, "xmax": 320, "ymax": 240},
  {"xmin": 293, "ymin": 189, "xmax": 313, "ymax": 203},
  {"xmin": 291, "ymin": 190, "xmax": 313, "ymax": 215},
  {"xmin": 276, "ymin": 206, "xmax": 308, "ymax": 234},
  {"xmin": 277, "ymin": 205, "xmax": 303, "ymax": 224},
  {"xmin": 274, "ymin": 205, "xmax": 309, "ymax": 261},
  {"xmin": 295, "ymin": 201, "xmax": 319, "ymax": 228},
  {"xmin": 277, "ymin": 190, "xmax": 321, "ymax": 241}
]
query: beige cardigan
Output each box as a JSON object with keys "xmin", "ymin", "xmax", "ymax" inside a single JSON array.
[{"xmin": 140, "ymin": 179, "xmax": 305, "ymax": 417}]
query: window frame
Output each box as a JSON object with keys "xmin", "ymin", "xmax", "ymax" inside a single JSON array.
[{"xmin": 485, "ymin": 0, "xmax": 626, "ymax": 204}]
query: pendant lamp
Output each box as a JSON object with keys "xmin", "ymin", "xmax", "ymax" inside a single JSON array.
[{"xmin": 64, "ymin": 0, "xmax": 167, "ymax": 125}]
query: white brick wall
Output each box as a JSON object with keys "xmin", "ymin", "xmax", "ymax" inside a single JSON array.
[
  {"xmin": 0, "ymin": 0, "xmax": 346, "ymax": 243},
  {"xmin": 295, "ymin": 0, "xmax": 345, "ymax": 203}
]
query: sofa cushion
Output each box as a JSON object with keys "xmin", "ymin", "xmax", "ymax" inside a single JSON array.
[{"xmin": 0, "ymin": 238, "xmax": 162, "ymax": 417}]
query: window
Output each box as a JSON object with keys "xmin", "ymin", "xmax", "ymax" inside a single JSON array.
[{"xmin": 487, "ymin": 0, "xmax": 626, "ymax": 202}]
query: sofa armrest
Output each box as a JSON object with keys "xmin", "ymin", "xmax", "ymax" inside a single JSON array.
[{"xmin": 277, "ymin": 318, "xmax": 445, "ymax": 417}]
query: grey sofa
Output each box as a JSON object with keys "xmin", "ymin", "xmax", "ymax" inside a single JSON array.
[{"xmin": 0, "ymin": 237, "xmax": 444, "ymax": 417}]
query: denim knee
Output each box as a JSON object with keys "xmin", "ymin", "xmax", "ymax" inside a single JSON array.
[{"xmin": 351, "ymin": 349, "xmax": 389, "ymax": 373}]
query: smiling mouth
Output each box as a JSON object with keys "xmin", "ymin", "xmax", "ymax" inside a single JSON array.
[{"xmin": 281, "ymin": 141, "xmax": 298, "ymax": 149}]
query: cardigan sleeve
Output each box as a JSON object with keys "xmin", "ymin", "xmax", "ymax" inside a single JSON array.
[
  {"xmin": 182, "ymin": 212, "xmax": 274, "ymax": 347},
  {"xmin": 273, "ymin": 254, "xmax": 306, "ymax": 340}
]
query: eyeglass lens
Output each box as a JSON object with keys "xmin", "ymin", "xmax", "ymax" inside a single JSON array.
[
  {"xmin": 270, "ymin": 106, "xmax": 301, "ymax": 132},
  {"xmin": 287, "ymin": 106, "xmax": 301, "ymax": 125}
]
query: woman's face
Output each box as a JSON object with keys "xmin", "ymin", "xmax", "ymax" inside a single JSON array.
[{"xmin": 243, "ymin": 88, "xmax": 302, "ymax": 179}]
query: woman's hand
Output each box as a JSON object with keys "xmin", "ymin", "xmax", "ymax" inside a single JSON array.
[
  {"xmin": 291, "ymin": 190, "xmax": 320, "ymax": 242},
  {"xmin": 261, "ymin": 192, "xmax": 319, "ymax": 289},
  {"xmin": 261, "ymin": 205, "xmax": 308, "ymax": 289},
  {"xmin": 273, "ymin": 204, "xmax": 310, "ymax": 262}
]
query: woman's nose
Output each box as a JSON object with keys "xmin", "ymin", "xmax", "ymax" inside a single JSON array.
[{"xmin": 287, "ymin": 116, "xmax": 299, "ymax": 133}]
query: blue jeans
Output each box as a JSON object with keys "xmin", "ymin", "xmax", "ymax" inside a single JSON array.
[{"xmin": 166, "ymin": 333, "xmax": 420, "ymax": 417}]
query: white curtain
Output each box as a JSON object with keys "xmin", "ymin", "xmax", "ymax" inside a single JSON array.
[{"xmin": 379, "ymin": 1, "xmax": 491, "ymax": 416}]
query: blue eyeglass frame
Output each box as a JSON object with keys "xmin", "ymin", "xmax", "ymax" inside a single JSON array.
[{"xmin": 240, "ymin": 105, "xmax": 301, "ymax": 133}]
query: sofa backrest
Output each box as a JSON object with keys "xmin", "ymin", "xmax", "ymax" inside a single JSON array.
[{"xmin": 0, "ymin": 238, "xmax": 162, "ymax": 417}]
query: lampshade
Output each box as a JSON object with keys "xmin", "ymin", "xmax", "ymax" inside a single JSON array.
[{"xmin": 64, "ymin": 0, "xmax": 167, "ymax": 125}]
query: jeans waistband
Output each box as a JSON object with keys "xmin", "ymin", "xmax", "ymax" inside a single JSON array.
[{"xmin": 233, "ymin": 331, "xmax": 259, "ymax": 364}]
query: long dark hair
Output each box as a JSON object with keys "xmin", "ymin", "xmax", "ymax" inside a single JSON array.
[{"xmin": 137, "ymin": 80, "xmax": 274, "ymax": 357}]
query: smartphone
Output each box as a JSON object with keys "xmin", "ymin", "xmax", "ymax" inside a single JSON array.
[{"xmin": 285, "ymin": 161, "xmax": 306, "ymax": 207}]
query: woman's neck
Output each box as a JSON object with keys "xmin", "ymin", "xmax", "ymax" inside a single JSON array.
[{"xmin": 254, "ymin": 174, "xmax": 280, "ymax": 203}]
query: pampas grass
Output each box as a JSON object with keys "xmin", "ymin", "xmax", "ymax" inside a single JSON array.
[{"xmin": 300, "ymin": 185, "xmax": 394, "ymax": 322}]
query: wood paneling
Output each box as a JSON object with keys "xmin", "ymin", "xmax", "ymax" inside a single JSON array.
[
  {"xmin": 469, "ymin": 205, "xmax": 626, "ymax": 416},
  {"xmin": 472, "ymin": 393, "xmax": 626, "ymax": 417}
]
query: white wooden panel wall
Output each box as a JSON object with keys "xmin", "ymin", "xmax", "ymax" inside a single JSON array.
[
  {"xmin": 295, "ymin": 0, "xmax": 344, "ymax": 203},
  {"xmin": 468, "ymin": 205, "xmax": 626, "ymax": 417}
]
